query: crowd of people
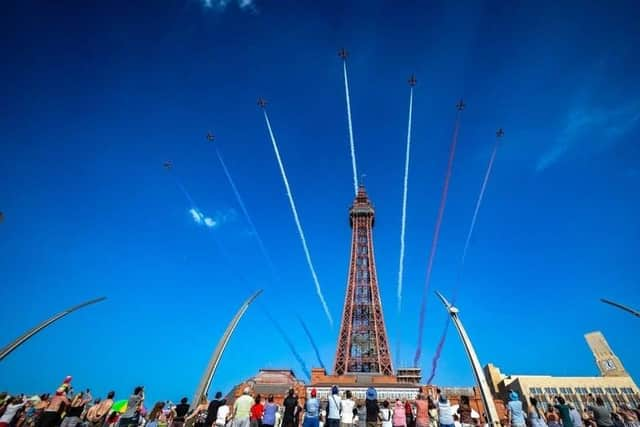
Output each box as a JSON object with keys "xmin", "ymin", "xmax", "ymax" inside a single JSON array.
[
  {"xmin": 505, "ymin": 390, "xmax": 640, "ymax": 427},
  {"xmin": 2, "ymin": 380, "xmax": 640, "ymax": 427}
]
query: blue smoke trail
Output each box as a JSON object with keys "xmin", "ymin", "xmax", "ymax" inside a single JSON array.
[
  {"xmin": 213, "ymin": 144, "xmax": 278, "ymax": 278},
  {"xmin": 265, "ymin": 310, "xmax": 311, "ymax": 381},
  {"xmin": 298, "ymin": 316, "xmax": 325, "ymax": 370}
]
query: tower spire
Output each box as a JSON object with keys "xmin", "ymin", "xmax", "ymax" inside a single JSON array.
[{"xmin": 334, "ymin": 186, "xmax": 393, "ymax": 375}]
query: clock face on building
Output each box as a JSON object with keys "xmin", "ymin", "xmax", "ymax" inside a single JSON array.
[{"xmin": 604, "ymin": 359, "xmax": 616, "ymax": 370}]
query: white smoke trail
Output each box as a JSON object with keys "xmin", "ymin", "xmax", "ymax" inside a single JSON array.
[
  {"xmin": 397, "ymin": 87, "xmax": 414, "ymax": 313},
  {"xmin": 460, "ymin": 139, "xmax": 500, "ymax": 265},
  {"xmin": 214, "ymin": 146, "xmax": 278, "ymax": 276},
  {"xmin": 262, "ymin": 109, "xmax": 334, "ymax": 326},
  {"xmin": 343, "ymin": 60, "xmax": 359, "ymax": 195}
]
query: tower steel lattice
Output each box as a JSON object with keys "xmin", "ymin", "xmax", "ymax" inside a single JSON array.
[{"xmin": 334, "ymin": 185, "xmax": 393, "ymax": 376}]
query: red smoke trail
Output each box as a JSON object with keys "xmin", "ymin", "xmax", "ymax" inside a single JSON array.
[
  {"xmin": 414, "ymin": 100, "xmax": 465, "ymax": 367},
  {"xmin": 426, "ymin": 129, "xmax": 503, "ymax": 383},
  {"xmin": 426, "ymin": 316, "xmax": 451, "ymax": 384}
]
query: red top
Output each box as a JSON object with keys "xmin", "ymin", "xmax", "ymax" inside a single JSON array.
[{"xmin": 250, "ymin": 403, "xmax": 264, "ymax": 421}]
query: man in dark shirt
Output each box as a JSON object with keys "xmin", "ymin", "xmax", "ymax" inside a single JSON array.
[
  {"xmin": 554, "ymin": 397, "xmax": 574, "ymax": 427},
  {"xmin": 205, "ymin": 392, "xmax": 224, "ymax": 427},
  {"xmin": 173, "ymin": 398, "xmax": 190, "ymax": 427},
  {"xmin": 365, "ymin": 388, "xmax": 380, "ymax": 427},
  {"xmin": 283, "ymin": 389, "xmax": 298, "ymax": 427}
]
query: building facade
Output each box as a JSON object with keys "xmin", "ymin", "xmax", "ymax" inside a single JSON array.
[
  {"xmin": 484, "ymin": 331, "xmax": 639, "ymax": 412},
  {"xmin": 228, "ymin": 369, "xmax": 306, "ymax": 405}
]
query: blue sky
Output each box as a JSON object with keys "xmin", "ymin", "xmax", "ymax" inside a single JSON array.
[{"xmin": 1, "ymin": 0, "xmax": 639, "ymax": 404}]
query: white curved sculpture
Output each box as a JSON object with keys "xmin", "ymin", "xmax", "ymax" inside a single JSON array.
[
  {"xmin": 191, "ymin": 289, "xmax": 263, "ymax": 407},
  {"xmin": 0, "ymin": 297, "xmax": 107, "ymax": 362}
]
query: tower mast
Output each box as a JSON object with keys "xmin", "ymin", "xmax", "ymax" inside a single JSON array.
[{"xmin": 334, "ymin": 185, "xmax": 393, "ymax": 375}]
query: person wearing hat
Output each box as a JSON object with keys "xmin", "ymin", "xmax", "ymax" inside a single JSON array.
[
  {"xmin": 506, "ymin": 391, "xmax": 525, "ymax": 427},
  {"xmin": 327, "ymin": 387, "xmax": 341, "ymax": 427},
  {"xmin": 365, "ymin": 388, "xmax": 379, "ymax": 427},
  {"xmin": 303, "ymin": 389, "xmax": 320, "ymax": 427},
  {"xmin": 232, "ymin": 388, "xmax": 254, "ymax": 427}
]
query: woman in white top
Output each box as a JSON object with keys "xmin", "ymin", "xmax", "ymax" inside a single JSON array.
[
  {"xmin": 380, "ymin": 401, "xmax": 393, "ymax": 427},
  {"xmin": 0, "ymin": 397, "xmax": 26, "ymax": 427},
  {"xmin": 340, "ymin": 391, "xmax": 356, "ymax": 427},
  {"xmin": 216, "ymin": 400, "xmax": 230, "ymax": 427}
]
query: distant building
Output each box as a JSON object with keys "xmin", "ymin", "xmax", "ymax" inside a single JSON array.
[
  {"xmin": 228, "ymin": 369, "xmax": 306, "ymax": 404},
  {"xmin": 484, "ymin": 331, "xmax": 640, "ymax": 412}
]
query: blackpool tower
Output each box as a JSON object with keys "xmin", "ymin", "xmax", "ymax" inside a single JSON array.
[{"xmin": 334, "ymin": 185, "xmax": 394, "ymax": 376}]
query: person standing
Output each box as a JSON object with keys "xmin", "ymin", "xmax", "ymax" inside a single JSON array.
[
  {"xmin": 0, "ymin": 397, "xmax": 26, "ymax": 427},
  {"xmin": 554, "ymin": 397, "xmax": 573, "ymax": 427},
  {"xmin": 206, "ymin": 393, "xmax": 225, "ymax": 427},
  {"xmin": 302, "ymin": 389, "xmax": 320, "ymax": 427},
  {"xmin": 39, "ymin": 389, "xmax": 70, "ymax": 427},
  {"xmin": 457, "ymin": 397, "xmax": 472, "ymax": 427},
  {"xmin": 392, "ymin": 400, "xmax": 406, "ymax": 427},
  {"xmin": 379, "ymin": 401, "xmax": 392, "ymax": 427},
  {"xmin": 407, "ymin": 400, "xmax": 417, "ymax": 427},
  {"xmin": 216, "ymin": 401, "xmax": 230, "ymax": 427},
  {"xmin": 172, "ymin": 398, "xmax": 190, "ymax": 427},
  {"xmin": 119, "ymin": 387, "xmax": 144, "ymax": 427},
  {"xmin": 262, "ymin": 396, "xmax": 278, "ymax": 427},
  {"xmin": 294, "ymin": 396, "xmax": 303, "ymax": 427},
  {"xmin": 415, "ymin": 395, "xmax": 429, "ymax": 427},
  {"xmin": 187, "ymin": 396, "xmax": 210, "ymax": 427},
  {"xmin": 327, "ymin": 387, "xmax": 341, "ymax": 427},
  {"xmin": 250, "ymin": 396, "xmax": 264, "ymax": 427},
  {"xmin": 282, "ymin": 390, "xmax": 298, "ymax": 427},
  {"xmin": 365, "ymin": 388, "xmax": 379, "ymax": 427},
  {"xmin": 355, "ymin": 401, "xmax": 366, "ymax": 427},
  {"xmin": 546, "ymin": 407, "xmax": 560, "ymax": 427},
  {"xmin": 147, "ymin": 403, "xmax": 166, "ymax": 427},
  {"xmin": 339, "ymin": 392, "xmax": 355, "ymax": 427},
  {"xmin": 587, "ymin": 397, "xmax": 614, "ymax": 427},
  {"xmin": 232, "ymin": 388, "xmax": 254, "ymax": 427},
  {"xmin": 61, "ymin": 392, "xmax": 92, "ymax": 427},
  {"xmin": 568, "ymin": 404, "xmax": 583, "ymax": 427},
  {"xmin": 436, "ymin": 393, "xmax": 454, "ymax": 427},
  {"xmin": 86, "ymin": 392, "xmax": 114, "ymax": 427},
  {"xmin": 527, "ymin": 398, "xmax": 546, "ymax": 427},
  {"xmin": 505, "ymin": 391, "xmax": 525, "ymax": 427}
]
